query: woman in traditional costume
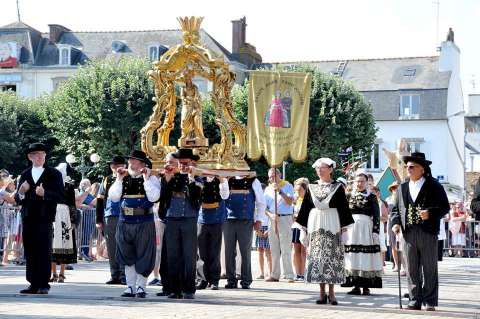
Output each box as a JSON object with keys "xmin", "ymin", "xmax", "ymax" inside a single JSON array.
[
  {"xmin": 342, "ymin": 172, "xmax": 383, "ymax": 295},
  {"xmin": 297, "ymin": 158, "xmax": 353, "ymax": 305},
  {"xmin": 50, "ymin": 163, "xmax": 77, "ymax": 283}
]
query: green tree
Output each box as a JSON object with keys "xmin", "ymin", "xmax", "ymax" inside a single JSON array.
[
  {"xmin": 234, "ymin": 67, "xmax": 377, "ymax": 183},
  {"xmin": 0, "ymin": 92, "xmax": 60, "ymax": 175},
  {"xmin": 39, "ymin": 57, "xmax": 155, "ymax": 178}
]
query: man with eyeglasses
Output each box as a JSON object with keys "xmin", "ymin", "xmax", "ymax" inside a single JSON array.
[{"xmin": 390, "ymin": 152, "xmax": 449, "ymax": 311}]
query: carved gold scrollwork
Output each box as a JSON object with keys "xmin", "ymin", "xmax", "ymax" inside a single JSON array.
[{"xmin": 141, "ymin": 17, "xmax": 248, "ymax": 170}]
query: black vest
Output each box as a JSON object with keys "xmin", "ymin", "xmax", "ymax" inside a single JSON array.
[
  {"xmin": 228, "ymin": 177, "xmax": 255, "ymax": 191},
  {"xmin": 201, "ymin": 178, "xmax": 221, "ymax": 204},
  {"xmin": 122, "ymin": 175, "xmax": 147, "ymax": 196}
]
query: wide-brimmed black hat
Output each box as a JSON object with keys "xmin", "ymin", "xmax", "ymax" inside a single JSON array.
[
  {"xmin": 107, "ymin": 155, "xmax": 126, "ymax": 165},
  {"xmin": 171, "ymin": 148, "xmax": 200, "ymax": 161},
  {"xmin": 402, "ymin": 152, "xmax": 432, "ymax": 168},
  {"xmin": 26, "ymin": 142, "xmax": 47, "ymax": 154},
  {"xmin": 126, "ymin": 150, "xmax": 151, "ymax": 165}
]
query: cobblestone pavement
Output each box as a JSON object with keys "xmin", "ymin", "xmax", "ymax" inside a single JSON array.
[{"xmin": 0, "ymin": 255, "xmax": 479, "ymax": 319}]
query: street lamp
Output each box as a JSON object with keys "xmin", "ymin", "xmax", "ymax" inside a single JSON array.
[{"xmin": 66, "ymin": 153, "xmax": 101, "ymax": 179}]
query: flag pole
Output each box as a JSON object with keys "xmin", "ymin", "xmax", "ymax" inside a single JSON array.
[{"xmin": 272, "ymin": 165, "xmax": 279, "ymax": 236}]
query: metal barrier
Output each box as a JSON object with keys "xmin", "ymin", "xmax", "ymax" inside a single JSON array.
[
  {"xmin": 444, "ymin": 220, "xmax": 480, "ymax": 257},
  {"xmin": 2, "ymin": 205, "xmax": 479, "ymax": 260},
  {"xmin": 76, "ymin": 208, "xmax": 98, "ymax": 257},
  {"xmin": 0, "ymin": 205, "xmax": 23, "ymax": 261}
]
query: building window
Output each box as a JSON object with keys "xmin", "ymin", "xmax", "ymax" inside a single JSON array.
[
  {"xmin": 406, "ymin": 141, "xmax": 421, "ymax": 153},
  {"xmin": 59, "ymin": 47, "xmax": 71, "ymax": 65},
  {"xmin": 366, "ymin": 144, "xmax": 380, "ymax": 170},
  {"xmin": 52, "ymin": 77, "xmax": 68, "ymax": 91},
  {"xmin": 148, "ymin": 45, "xmax": 168, "ymax": 61},
  {"xmin": 400, "ymin": 94, "xmax": 420, "ymax": 118},
  {"xmin": 149, "ymin": 46, "xmax": 159, "ymax": 61},
  {"xmin": 0, "ymin": 85, "xmax": 16, "ymax": 92}
]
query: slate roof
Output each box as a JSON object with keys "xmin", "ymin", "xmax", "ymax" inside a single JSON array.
[
  {"xmin": 0, "ymin": 22, "xmax": 237, "ymax": 67},
  {"xmin": 0, "ymin": 21, "xmax": 43, "ymax": 64},
  {"xmin": 257, "ymin": 56, "xmax": 451, "ymax": 91}
]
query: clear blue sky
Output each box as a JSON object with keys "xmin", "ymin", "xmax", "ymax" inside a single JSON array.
[{"xmin": 2, "ymin": 0, "xmax": 479, "ymax": 99}]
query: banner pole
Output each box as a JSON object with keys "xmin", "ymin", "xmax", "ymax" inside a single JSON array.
[{"xmin": 273, "ymin": 165, "xmax": 279, "ymax": 236}]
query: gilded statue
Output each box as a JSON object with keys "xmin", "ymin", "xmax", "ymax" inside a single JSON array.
[
  {"xmin": 141, "ymin": 16, "xmax": 248, "ymax": 170},
  {"xmin": 179, "ymin": 73, "xmax": 208, "ymax": 147}
]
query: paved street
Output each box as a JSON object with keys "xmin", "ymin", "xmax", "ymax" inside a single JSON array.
[{"xmin": 0, "ymin": 255, "xmax": 479, "ymax": 319}]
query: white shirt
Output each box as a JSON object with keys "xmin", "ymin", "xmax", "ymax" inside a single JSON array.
[
  {"xmin": 31, "ymin": 166, "xmax": 45, "ymax": 184},
  {"xmin": 264, "ymin": 182, "xmax": 294, "ymax": 215},
  {"xmin": 409, "ymin": 177, "xmax": 425, "ymax": 202}
]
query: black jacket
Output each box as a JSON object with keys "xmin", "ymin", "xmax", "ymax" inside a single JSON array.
[
  {"xmin": 390, "ymin": 177, "xmax": 450, "ymax": 235},
  {"xmin": 15, "ymin": 165, "xmax": 64, "ymax": 223}
]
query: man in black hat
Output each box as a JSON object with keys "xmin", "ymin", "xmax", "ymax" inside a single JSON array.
[
  {"xmin": 96, "ymin": 155, "xmax": 127, "ymax": 285},
  {"xmin": 108, "ymin": 150, "xmax": 160, "ymax": 298},
  {"xmin": 14, "ymin": 142, "xmax": 64, "ymax": 294},
  {"xmin": 390, "ymin": 152, "xmax": 449, "ymax": 311},
  {"xmin": 159, "ymin": 148, "xmax": 202, "ymax": 299}
]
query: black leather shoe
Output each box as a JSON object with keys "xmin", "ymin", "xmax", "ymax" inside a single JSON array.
[
  {"xmin": 106, "ymin": 278, "xmax": 122, "ymax": 285},
  {"xmin": 211, "ymin": 284, "xmax": 219, "ymax": 290},
  {"xmin": 315, "ymin": 294, "xmax": 327, "ymax": 304},
  {"xmin": 156, "ymin": 291, "xmax": 170, "ymax": 297},
  {"xmin": 224, "ymin": 283, "xmax": 238, "ymax": 289},
  {"xmin": 362, "ymin": 288, "xmax": 371, "ymax": 296},
  {"xmin": 328, "ymin": 296, "xmax": 338, "ymax": 305},
  {"xmin": 196, "ymin": 280, "xmax": 208, "ymax": 290},
  {"xmin": 167, "ymin": 293, "xmax": 183, "ymax": 299},
  {"xmin": 347, "ymin": 287, "xmax": 361, "ymax": 295},
  {"xmin": 425, "ymin": 305, "xmax": 435, "ymax": 311},
  {"xmin": 121, "ymin": 287, "xmax": 135, "ymax": 297},
  {"xmin": 136, "ymin": 287, "xmax": 147, "ymax": 298},
  {"xmin": 37, "ymin": 288, "xmax": 49, "ymax": 295},
  {"xmin": 183, "ymin": 293, "xmax": 195, "ymax": 299},
  {"xmin": 241, "ymin": 284, "xmax": 250, "ymax": 289},
  {"xmin": 407, "ymin": 301, "xmax": 422, "ymax": 310},
  {"xmin": 20, "ymin": 286, "xmax": 38, "ymax": 294}
]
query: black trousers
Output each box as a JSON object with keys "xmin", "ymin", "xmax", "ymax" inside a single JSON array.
[
  {"xmin": 22, "ymin": 221, "xmax": 53, "ymax": 289},
  {"xmin": 197, "ymin": 223, "xmax": 223, "ymax": 285},
  {"xmin": 165, "ymin": 217, "xmax": 198, "ymax": 295},
  {"xmin": 104, "ymin": 216, "xmax": 124, "ymax": 280},
  {"xmin": 404, "ymin": 226, "xmax": 439, "ymax": 306},
  {"xmin": 224, "ymin": 219, "xmax": 253, "ymax": 286},
  {"xmin": 160, "ymin": 228, "xmax": 170, "ymax": 294}
]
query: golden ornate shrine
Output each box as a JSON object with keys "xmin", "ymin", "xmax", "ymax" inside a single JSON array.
[{"xmin": 141, "ymin": 16, "xmax": 249, "ymax": 170}]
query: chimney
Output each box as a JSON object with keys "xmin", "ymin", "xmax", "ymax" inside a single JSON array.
[
  {"xmin": 231, "ymin": 17, "xmax": 246, "ymax": 54},
  {"xmin": 48, "ymin": 24, "xmax": 71, "ymax": 43},
  {"xmin": 439, "ymin": 28, "xmax": 460, "ymax": 73}
]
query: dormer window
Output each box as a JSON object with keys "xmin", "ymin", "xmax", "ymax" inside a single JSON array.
[
  {"xmin": 58, "ymin": 46, "xmax": 71, "ymax": 65},
  {"xmin": 112, "ymin": 40, "xmax": 126, "ymax": 53},
  {"xmin": 148, "ymin": 44, "xmax": 168, "ymax": 61},
  {"xmin": 400, "ymin": 94, "xmax": 420, "ymax": 119}
]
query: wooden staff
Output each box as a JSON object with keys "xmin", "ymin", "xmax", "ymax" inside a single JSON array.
[{"xmin": 272, "ymin": 166, "xmax": 279, "ymax": 236}]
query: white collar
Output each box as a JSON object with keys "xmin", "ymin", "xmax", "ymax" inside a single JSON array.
[{"xmin": 409, "ymin": 177, "xmax": 425, "ymax": 186}]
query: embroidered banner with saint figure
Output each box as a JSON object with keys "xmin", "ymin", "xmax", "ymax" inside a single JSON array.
[{"xmin": 247, "ymin": 71, "xmax": 312, "ymax": 167}]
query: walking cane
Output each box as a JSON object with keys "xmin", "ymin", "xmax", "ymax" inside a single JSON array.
[{"xmin": 396, "ymin": 234, "xmax": 403, "ymax": 309}]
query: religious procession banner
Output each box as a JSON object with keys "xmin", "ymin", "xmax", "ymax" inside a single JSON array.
[{"xmin": 247, "ymin": 71, "xmax": 312, "ymax": 167}]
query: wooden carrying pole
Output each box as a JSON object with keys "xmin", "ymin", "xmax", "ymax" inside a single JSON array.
[{"xmin": 272, "ymin": 165, "xmax": 279, "ymax": 236}]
